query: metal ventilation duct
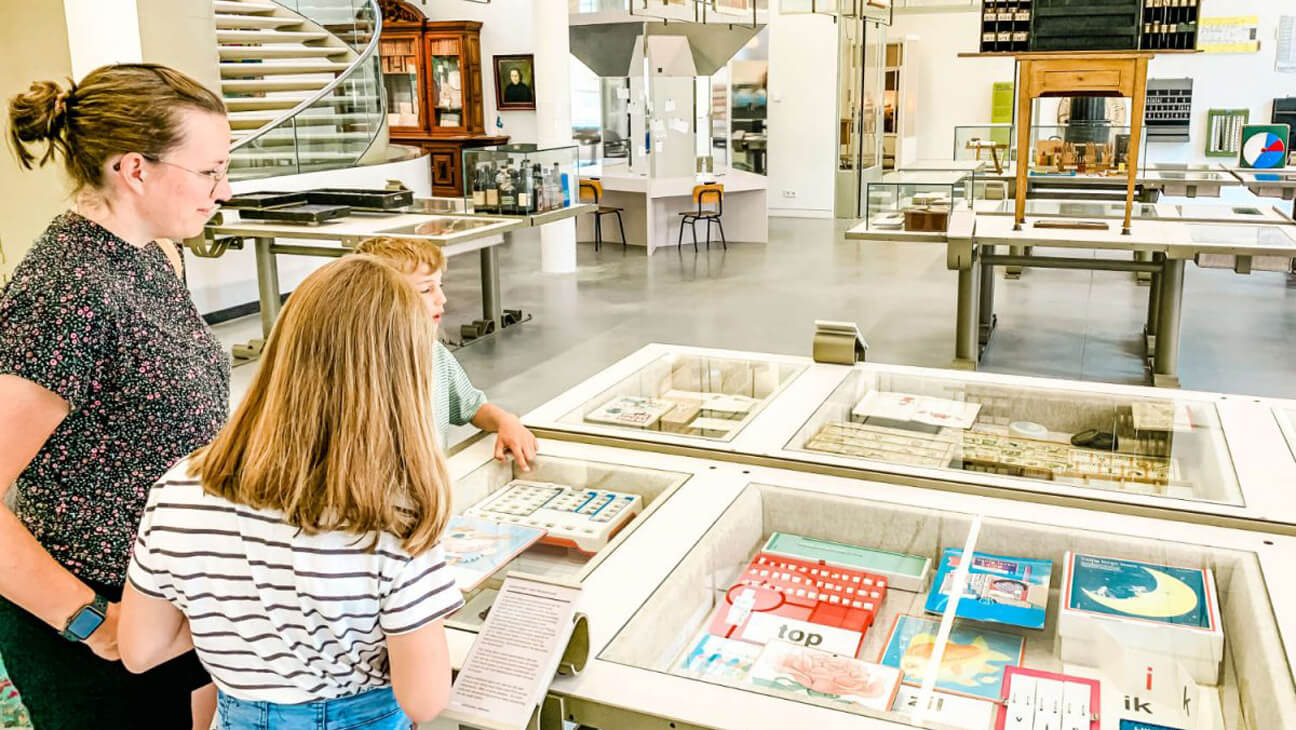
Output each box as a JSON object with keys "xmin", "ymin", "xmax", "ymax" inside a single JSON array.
[{"xmin": 570, "ymin": 21, "xmax": 763, "ymax": 77}]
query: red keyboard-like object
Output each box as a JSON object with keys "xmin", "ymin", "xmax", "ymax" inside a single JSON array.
[{"xmin": 707, "ymin": 552, "xmax": 888, "ymax": 659}]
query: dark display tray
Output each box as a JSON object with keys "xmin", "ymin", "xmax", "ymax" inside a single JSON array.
[
  {"xmin": 1030, "ymin": 0, "xmax": 1141, "ymax": 51},
  {"xmin": 222, "ymin": 191, "xmax": 309, "ymax": 210},
  {"xmin": 238, "ymin": 204, "xmax": 351, "ymax": 224},
  {"xmin": 303, "ymin": 188, "xmax": 414, "ymax": 210}
]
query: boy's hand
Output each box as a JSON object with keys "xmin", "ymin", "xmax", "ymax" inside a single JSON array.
[{"xmin": 493, "ymin": 413, "xmax": 538, "ymax": 471}]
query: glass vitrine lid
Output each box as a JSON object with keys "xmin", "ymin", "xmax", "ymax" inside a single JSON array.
[
  {"xmin": 784, "ymin": 369, "xmax": 1242, "ymax": 506},
  {"xmin": 444, "ymin": 454, "xmax": 690, "ymax": 632},
  {"xmin": 559, "ymin": 353, "xmax": 805, "ymax": 442},
  {"xmin": 599, "ymin": 482, "xmax": 1294, "ymax": 728}
]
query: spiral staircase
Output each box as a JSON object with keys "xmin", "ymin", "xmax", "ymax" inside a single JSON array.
[{"xmin": 217, "ymin": 0, "xmax": 387, "ymax": 181}]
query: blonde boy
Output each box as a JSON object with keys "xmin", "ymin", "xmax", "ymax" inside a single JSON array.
[{"xmin": 356, "ymin": 237, "xmax": 537, "ymax": 470}]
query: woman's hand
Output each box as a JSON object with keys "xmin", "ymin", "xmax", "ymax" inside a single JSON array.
[{"xmin": 84, "ymin": 601, "xmax": 121, "ymax": 661}]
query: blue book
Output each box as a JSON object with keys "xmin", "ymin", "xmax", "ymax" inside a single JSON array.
[
  {"xmin": 1066, "ymin": 553, "xmax": 1214, "ymax": 630},
  {"xmin": 924, "ymin": 548, "xmax": 1052, "ymax": 630}
]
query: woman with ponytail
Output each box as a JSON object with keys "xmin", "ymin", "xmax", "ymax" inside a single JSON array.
[{"xmin": 0, "ymin": 63, "xmax": 232, "ymax": 729}]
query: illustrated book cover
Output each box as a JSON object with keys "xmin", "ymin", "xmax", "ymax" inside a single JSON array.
[
  {"xmin": 877, "ymin": 614, "xmax": 1024, "ymax": 701},
  {"xmin": 925, "ymin": 548, "xmax": 1053, "ymax": 630},
  {"xmin": 442, "ymin": 515, "xmax": 546, "ymax": 592}
]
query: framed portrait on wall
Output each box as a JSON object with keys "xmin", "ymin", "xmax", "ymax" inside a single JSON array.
[{"xmin": 494, "ymin": 54, "xmax": 536, "ymax": 111}]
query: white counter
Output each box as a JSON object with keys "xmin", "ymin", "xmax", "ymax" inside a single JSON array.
[{"xmin": 575, "ymin": 166, "xmax": 769, "ymax": 254}]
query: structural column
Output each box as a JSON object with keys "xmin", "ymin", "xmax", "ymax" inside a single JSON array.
[{"xmin": 534, "ymin": 0, "xmax": 578, "ymax": 274}]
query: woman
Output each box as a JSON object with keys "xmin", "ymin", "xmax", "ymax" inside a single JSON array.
[
  {"xmin": 502, "ymin": 67, "xmax": 534, "ymax": 105},
  {"xmin": 0, "ymin": 63, "xmax": 232, "ymax": 729}
]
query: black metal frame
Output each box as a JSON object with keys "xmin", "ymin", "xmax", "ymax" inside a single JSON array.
[{"xmin": 677, "ymin": 187, "xmax": 726, "ymax": 252}]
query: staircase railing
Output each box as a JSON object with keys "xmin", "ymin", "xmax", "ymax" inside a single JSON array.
[{"xmin": 229, "ymin": 0, "xmax": 384, "ymax": 180}]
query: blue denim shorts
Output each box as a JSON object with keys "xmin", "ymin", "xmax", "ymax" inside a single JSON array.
[{"xmin": 217, "ymin": 686, "xmax": 411, "ymax": 730}]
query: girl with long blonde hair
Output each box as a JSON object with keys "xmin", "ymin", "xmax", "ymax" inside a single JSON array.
[{"xmin": 117, "ymin": 255, "xmax": 463, "ymax": 729}]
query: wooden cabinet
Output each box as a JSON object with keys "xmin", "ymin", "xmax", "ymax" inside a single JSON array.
[{"xmin": 378, "ymin": 0, "xmax": 506, "ymax": 196}]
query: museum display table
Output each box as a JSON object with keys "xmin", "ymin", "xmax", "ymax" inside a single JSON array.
[
  {"xmin": 191, "ymin": 199, "xmax": 592, "ymax": 358},
  {"xmin": 575, "ymin": 166, "xmax": 769, "ymax": 254},
  {"xmin": 845, "ymin": 212, "xmax": 1296, "ymax": 387}
]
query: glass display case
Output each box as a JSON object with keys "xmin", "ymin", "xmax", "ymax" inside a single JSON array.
[
  {"xmin": 984, "ymin": 199, "xmax": 1161, "ymax": 220},
  {"xmin": 557, "ymin": 352, "xmax": 806, "ymax": 443},
  {"xmin": 462, "ymin": 144, "xmax": 579, "ymax": 217},
  {"xmin": 1276, "ymin": 406, "xmax": 1296, "ymax": 460},
  {"xmin": 784, "ymin": 368, "xmax": 1241, "ymax": 505},
  {"xmin": 523, "ymin": 345, "xmax": 1296, "ymax": 528},
  {"xmin": 864, "ymin": 171, "xmax": 970, "ymax": 231},
  {"xmin": 598, "ymin": 478, "xmax": 1296, "ymax": 729},
  {"xmin": 444, "ymin": 451, "xmax": 692, "ymax": 633}
]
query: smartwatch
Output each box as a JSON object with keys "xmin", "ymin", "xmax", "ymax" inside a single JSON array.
[{"xmin": 61, "ymin": 594, "xmax": 109, "ymax": 642}]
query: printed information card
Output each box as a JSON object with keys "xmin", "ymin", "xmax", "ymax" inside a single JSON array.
[{"xmin": 444, "ymin": 575, "xmax": 582, "ymax": 730}]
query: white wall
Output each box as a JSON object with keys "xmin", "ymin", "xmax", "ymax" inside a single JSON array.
[
  {"xmin": 890, "ymin": 0, "xmax": 1294, "ymax": 164},
  {"xmin": 766, "ymin": 4, "xmax": 838, "ymax": 217},
  {"xmin": 419, "ymin": 0, "xmax": 540, "ymax": 143},
  {"xmin": 62, "ymin": 0, "xmax": 143, "ymax": 78}
]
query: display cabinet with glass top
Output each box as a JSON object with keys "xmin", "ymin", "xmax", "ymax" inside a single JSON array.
[
  {"xmin": 461, "ymin": 143, "xmax": 579, "ymax": 217},
  {"xmin": 864, "ymin": 171, "xmax": 970, "ymax": 231},
  {"xmin": 784, "ymin": 367, "xmax": 1240, "ymax": 504},
  {"xmin": 524, "ymin": 345, "xmax": 1296, "ymax": 529},
  {"xmin": 597, "ymin": 471, "xmax": 1296, "ymax": 730},
  {"xmin": 442, "ymin": 448, "xmax": 693, "ymax": 634},
  {"xmin": 546, "ymin": 350, "xmax": 807, "ymax": 444}
]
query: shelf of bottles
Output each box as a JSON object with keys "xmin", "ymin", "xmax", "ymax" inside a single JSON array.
[
  {"xmin": 463, "ymin": 144, "xmax": 580, "ymax": 217},
  {"xmin": 1139, "ymin": 0, "xmax": 1198, "ymax": 50}
]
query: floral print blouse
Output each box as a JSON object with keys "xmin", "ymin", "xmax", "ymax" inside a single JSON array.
[{"xmin": 0, "ymin": 212, "xmax": 229, "ymax": 587}]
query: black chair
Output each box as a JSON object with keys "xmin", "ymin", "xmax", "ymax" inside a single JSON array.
[
  {"xmin": 677, "ymin": 183, "xmax": 726, "ymax": 252},
  {"xmin": 578, "ymin": 179, "xmax": 626, "ymax": 251}
]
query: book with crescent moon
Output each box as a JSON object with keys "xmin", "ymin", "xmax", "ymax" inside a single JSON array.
[
  {"xmin": 1058, "ymin": 552, "xmax": 1223, "ymax": 686},
  {"xmin": 1064, "ymin": 553, "xmax": 1215, "ymax": 630}
]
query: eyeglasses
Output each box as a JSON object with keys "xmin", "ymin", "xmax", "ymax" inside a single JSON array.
[{"xmin": 113, "ymin": 155, "xmax": 228, "ymax": 196}]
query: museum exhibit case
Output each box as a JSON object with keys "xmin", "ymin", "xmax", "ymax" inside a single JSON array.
[
  {"xmin": 523, "ymin": 345, "xmax": 1296, "ymax": 529},
  {"xmin": 864, "ymin": 171, "xmax": 970, "ymax": 231},
  {"xmin": 548, "ymin": 349, "xmax": 807, "ymax": 445},
  {"xmin": 781, "ymin": 366, "xmax": 1240, "ymax": 503},
  {"xmin": 462, "ymin": 144, "xmax": 580, "ymax": 217},
  {"xmin": 477, "ymin": 438, "xmax": 1296, "ymax": 730},
  {"xmin": 441, "ymin": 447, "xmax": 694, "ymax": 633}
]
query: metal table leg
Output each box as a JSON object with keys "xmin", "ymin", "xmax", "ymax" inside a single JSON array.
[
  {"xmin": 978, "ymin": 244, "xmax": 997, "ymax": 347},
  {"xmin": 954, "ymin": 260, "xmax": 981, "ymax": 370},
  {"xmin": 1144, "ymin": 252, "xmax": 1162, "ymax": 364},
  {"xmin": 255, "ymin": 237, "xmax": 282, "ymax": 338},
  {"xmin": 1134, "ymin": 249, "xmax": 1153, "ymax": 285},
  {"xmin": 1152, "ymin": 257, "xmax": 1185, "ymax": 388},
  {"xmin": 233, "ymin": 236, "xmax": 281, "ymax": 361},
  {"xmin": 480, "ymin": 243, "xmax": 503, "ymax": 326}
]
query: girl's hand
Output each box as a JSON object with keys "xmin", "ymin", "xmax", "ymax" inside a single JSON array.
[{"xmin": 493, "ymin": 413, "xmax": 538, "ymax": 471}]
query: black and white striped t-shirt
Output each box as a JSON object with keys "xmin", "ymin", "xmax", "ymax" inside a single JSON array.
[{"xmin": 127, "ymin": 459, "xmax": 464, "ymax": 704}]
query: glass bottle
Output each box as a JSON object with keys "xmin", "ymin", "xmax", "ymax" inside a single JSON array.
[
  {"xmin": 484, "ymin": 162, "xmax": 499, "ymax": 213},
  {"xmin": 471, "ymin": 161, "xmax": 486, "ymax": 211},
  {"xmin": 517, "ymin": 156, "xmax": 532, "ymax": 213}
]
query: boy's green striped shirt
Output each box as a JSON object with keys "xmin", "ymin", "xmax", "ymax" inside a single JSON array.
[{"xmin": 434, "ymin": 342, "xmax": 486, "ymax": 448}]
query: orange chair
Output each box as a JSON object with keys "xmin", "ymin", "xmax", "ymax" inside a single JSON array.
[
  {"xmin": 578, "ymin": 179, "xmax": 626, "ymax": 251},
  {"xmin": 677, "ymin": 183, "xmax": 726, "ymax": 252}
]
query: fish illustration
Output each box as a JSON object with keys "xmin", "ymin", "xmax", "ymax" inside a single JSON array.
[{"xmin": 898, "ymin": 632, "xmax": 1015, "ymax": 686}]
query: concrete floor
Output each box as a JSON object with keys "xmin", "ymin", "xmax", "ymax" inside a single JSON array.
[{"xmin": 216, "ymin": 213, "xmax": 1296, "ymax": 446}]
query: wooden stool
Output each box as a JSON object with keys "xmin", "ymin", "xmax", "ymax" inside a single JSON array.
[
  {"xmin": 578, "ymin": 179, "xmax": 626, "ymax": 251},
  {"xmin": 678, "ymin": 183, "xmax": 726, "ymax": 252}
]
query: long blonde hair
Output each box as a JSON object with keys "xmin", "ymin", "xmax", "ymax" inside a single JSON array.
[{"xmin": 190, "ymin": 255, "xmax": 452, "ymax": 555}]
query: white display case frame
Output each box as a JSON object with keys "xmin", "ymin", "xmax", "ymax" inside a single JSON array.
[
  {"xmin": 522, "ymin": 344, "xmax": 1296, "ymax": 530},
  {"xmin": 437, "ymin": 435, "xmax": 1296, "ymax": 730}
]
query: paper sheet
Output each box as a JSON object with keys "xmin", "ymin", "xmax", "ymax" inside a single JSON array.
[{"xmin": 444, "ymin": 576, "xmax": 581, "ymax": 730}]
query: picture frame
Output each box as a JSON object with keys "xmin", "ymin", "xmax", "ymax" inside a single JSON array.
[{"xmin": 493, "ymin": 54, "xmax": 536, "ymax": 111}]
